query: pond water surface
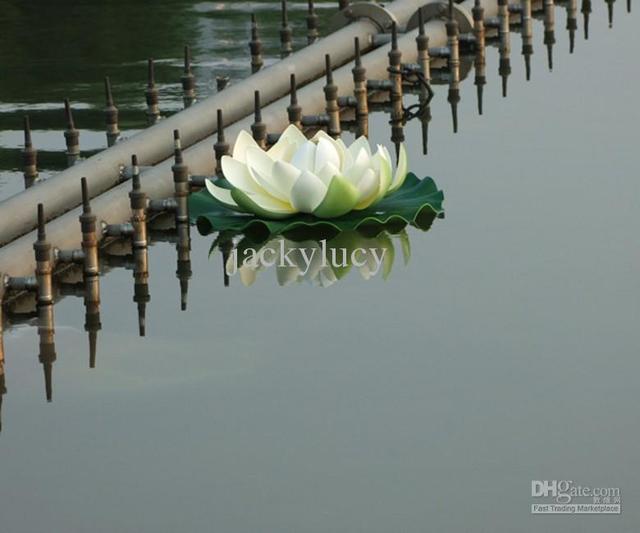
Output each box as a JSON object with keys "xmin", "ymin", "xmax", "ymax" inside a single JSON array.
[{"xmin": 0, "ymin": 2, "xmax": 639, "ymax": 532}]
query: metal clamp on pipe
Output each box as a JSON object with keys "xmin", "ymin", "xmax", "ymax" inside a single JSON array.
[
  {"xmin": 55, "ymin": 249, "xmax": 85, "ymax": 264},
  {"xmin": 406, "ymin": 2, "xmax": 473, "ymax": 34},
  {"xmin": 329, "ymin": 2, "xmax": 399, "ymax": 33},
  {"xmin": 103, "ymin": 223, "xmax": 134, "ymax": 238}
]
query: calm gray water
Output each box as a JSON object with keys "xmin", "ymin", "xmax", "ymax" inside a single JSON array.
[{"xmin": 1, "ymin": 1, "xmax": 639, "ymax": 532}]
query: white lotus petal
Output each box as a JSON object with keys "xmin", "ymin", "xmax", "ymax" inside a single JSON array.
[
  {"xmin": 205, "ymin": 180, "xmax": 239, "ymax": 209},
  {"xmin": 354, "ymin": 168, "xmax": 379, "ymax": 209},
  {"xmin": 373, "ymin": 146, "xmax": 393, "ymax": 200},
  {"xmin": 335, "ymin": 138, "xmax": 352, "ymax": 171},
  {"xmin": 388, "ymin": 143, "xmax": 408, "ymax": 193},
  {"xmin": 347, "ymin": 136, "xmax": 372, "ymax": 160},
  {"xmin": 354, "ymin": 147, "xmax": 371, "ymax": 170},
  {"xmin": 244, "ymin": 146, "xmax": 293, "ymax": 202},
  {"xmin": 379, "ymin": 144, "xmax": 392, "ymax": 167},
  {"xmin": 269, "ymin": 124, "xmax": 307, "ymax": 154},
  {"xmin": 312, "ymin": 130, "xmax": 346, "ymax": 168},
  {"xmin": 344, "ymin": 147, "xmax": 371, "ymax": 185},
  {"xmin": 267, "ymin": 139, "xmax": 295, "ymax": 162},
  {"xmin": 314, "ymin": 137, "xmax": 341, "ymax": 174},
  {"xmin": 246, "ymin": 146, "xmax": 274, "ymax": 177},
  {"xmin": 232, "ymin": 130, "xmax": 259, "ymax": 163},
  {"xmin": 221, "ymin": 156, "xmax": 264, "ymax": 194},
  {"xmin": 271, "ymin": 160, "xmax": 302, "ymax": 196},
  {"xmin": 245, "ymin": 190, "xmax": 297, "ymax": 214},
  {"xmin": 250, "ymin": 166, "xmax": 290, "ymax": 203},
  {"xmin": 316, "ymin": 161, "xmax": 340, "ymax": 185},
  {"xmin": 290, "ymin": 141, "xmax": 317, "ymax": 172},
  {"xmin": 289, "ymin": 170, "xmax": 327, "ymax": 213}
]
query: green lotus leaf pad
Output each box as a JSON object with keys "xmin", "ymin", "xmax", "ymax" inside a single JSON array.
[{"xmin": 189, "ymin": 173, "xmax": 444, "ymax": 237}]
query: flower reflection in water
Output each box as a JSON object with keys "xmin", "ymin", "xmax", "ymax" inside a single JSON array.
[{"xmin": 211, "ymin": 211, "xmax": 438, "ymax": 287}]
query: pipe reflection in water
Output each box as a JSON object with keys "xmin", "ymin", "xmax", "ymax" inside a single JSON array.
[
  {"xmin": 84, "ymin": 276, "xmax": 101, "ymax": 368},
  {"xmin": 37, "ymin": 300, "xmax": 56, "ymax": 402},
  {"xmin": 280, "ymin": 0, "xmax": 293, "ymax": 58},
  {"xmin": 145, "ymin": 58, "xmax": 161, "ymax": 125},
  {"xmin": 544, "ymin": 0, "xmax": 556, "ymax": 70},
  {"xmin": 176, "ymin": 222, "xmax": 192, "ymax": 311},
  {"xmin": 521, "ymin": 0, "xmax": 534, "ymax": 80},
  {"xmin": 581, "ymin": 0, "xmax": 591, "ymax": 39},
  {"xmin": 181, "ymin": 45, "xmax": 196, "ymax": 109},
  {"xmin": 249, "ymin": 13, "xmax": 264, "ymax": 74},
  {"xmin": 472, "ymin": 0, "xmax": 486, "ymax": 115},
  {"xmin": 133, "ymin": 236, "xmax": 150, "ymax": 337},
  {"xmin": 307, "ymin": 0, "xmax": 320, "ymax": 44},
  {"xmin": 565, "ymin": 0, "xmax": 578, "ymax": 53},
  {"xmin": 498, "ymin": 0, "xmax": 512, "ymax": 97},
  {"xmin": 446, "ymin": 0, "xmax": 461, "ymax": 132}
]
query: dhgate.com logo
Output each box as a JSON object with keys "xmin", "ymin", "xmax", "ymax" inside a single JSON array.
[{"xmin": 531, "ymin": 480, "xmax": 622, "ymax": 515}]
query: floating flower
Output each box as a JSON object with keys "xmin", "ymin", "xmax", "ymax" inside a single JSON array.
[{"xmin": 205, "ymin": 125, "xmax": 408, "ymax": 219}]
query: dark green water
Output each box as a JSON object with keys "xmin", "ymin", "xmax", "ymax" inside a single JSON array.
[{"xmin": 1, "ymin": 2, "xmax": 639, "ymax": 532}]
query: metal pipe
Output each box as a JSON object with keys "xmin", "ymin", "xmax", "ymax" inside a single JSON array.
[
  {"xmin": 80, "ymin": 177, "xmax": 100, "ymax": 278},
  {"xmin": 252, "ymin": 91, "xmax": 267, "ymax": 148},
  {"xmin": 22, "ymin": 115, "xmax": 39, "ymax": 188},
  {"xmin": 213, "ymin": 109, "xmax": 230, "ymax": 175},
  {"xmin": 104, "ymin": 76, "xmax": 120, "ymax": 147},
  {"xmin": 287, "ymin": 74, "xmax": 303, "ymax": 129},
  {"xmin": 63, "ymin": 99, "xmax": 80, "ymax": 167},
  {"xmin": 129, "ymin": 157, "xmax": 148, "ymax": 250},
  {"xmin": 172, "ymin": 131, "xmax": 190, "ymax": 225},
  {"xmin": 0, "ymin": 0, "xmax": 508, "ymax": 277},
  {"xmin": 352, "ymin": 37, "xmax": 369, "ymax": 137},
  {"xmin": 181, "ymin": 45, "xmax": 197, "ymax": 108},
  {"xmin": 388, "ymin": 23, "xmax": 404, "ymax": 127},
  {"xmin": 324, "ymin": 55, "xmax": 341, "ymax": 138},
  {"xmin": 34, "ymin": 204, "xmax": 53, "ymax": 307},
  {"xmin": 0, "ymin": 0, "xmax": 430, "ymax": 246}
]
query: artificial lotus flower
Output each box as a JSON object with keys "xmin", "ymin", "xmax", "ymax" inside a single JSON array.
[{"xmin": 206, "ymin": 125, "xmax": 408, "ymax": 219}]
